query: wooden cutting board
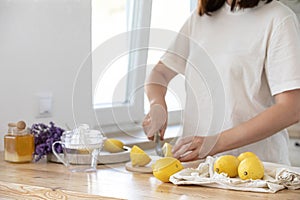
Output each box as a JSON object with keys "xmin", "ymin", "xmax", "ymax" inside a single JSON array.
[
  {"xmin": 125, "ymin": 156, "xmax": 160, "ymax": 173},
  {"xmin": 125, "ymin": 156, "xmax": 205, "ymax": 173}
]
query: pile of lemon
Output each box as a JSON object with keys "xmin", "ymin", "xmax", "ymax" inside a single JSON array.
[{"xmin": 213, "ymin": 152, "xmax": 264, "ymax": 180}]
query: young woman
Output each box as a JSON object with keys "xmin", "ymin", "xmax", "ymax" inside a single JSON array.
[{"xmin": 143, "ymin": 0, "xmax": 300, "ymax": 165}]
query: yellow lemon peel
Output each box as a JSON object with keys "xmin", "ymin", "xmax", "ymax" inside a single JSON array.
[
  {"xmin": 152, "ymin": 157, "xmax": 183, "ymax": 182},
  {"xmin": 238, "ymin": 156, "xmax": 264, "ymax": 180},
  {"xmin": 237, "ymin": 151, "xmax": 258, "ymax": 162},
  {"xmin": 214, "ymin": 155, "xmax": 240, "ymax": 178}
]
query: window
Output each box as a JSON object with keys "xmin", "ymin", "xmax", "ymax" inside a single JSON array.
[
  {"xmin": 92, "ymin": 0, "xmax": 197, "ymax": 131},
  {"xmin": 92, "ymin": 0, "xmax": 131, "ymax": 106}
]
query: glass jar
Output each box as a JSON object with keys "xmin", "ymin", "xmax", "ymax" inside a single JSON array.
[{"xmin": 4, "ymin": 126, "xmax": 34, "ymax": 163}]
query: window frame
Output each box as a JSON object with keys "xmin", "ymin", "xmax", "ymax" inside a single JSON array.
[
  {"xmin": 92, "ymin": 0, "xmax": 197, "ymax": 132},
  {"xmin": 92, "ymin": 0, "xmax": 152, "ymax": 132}
]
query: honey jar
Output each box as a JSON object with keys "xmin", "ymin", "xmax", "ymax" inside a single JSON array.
[{"xmin": 4, "ymin": 121, "xmax": 34, "ymax": 163}]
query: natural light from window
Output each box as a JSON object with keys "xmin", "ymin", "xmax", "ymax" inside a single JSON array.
[
  {"xmin": 92, "ymin": 0, "xmax": 194, "ymax": 114},
  {"xmin": 92, "ymin": 0, "xmax": 129, "ymax": 106}
]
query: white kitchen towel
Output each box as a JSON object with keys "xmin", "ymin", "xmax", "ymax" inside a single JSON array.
[{"xmin": 170, "ymin": 156, "xmax": 300, "ymax": 193}]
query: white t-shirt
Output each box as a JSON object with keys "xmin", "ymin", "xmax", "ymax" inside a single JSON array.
[{"xmin": 160, "ymin": 1, "xmax": 300, "ymax": 165}]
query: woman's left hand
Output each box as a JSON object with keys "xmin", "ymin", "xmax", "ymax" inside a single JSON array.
[
  {"xmin": 172, "ymin": 136, "xmax": 205, "ymax": 162},
  {"xmin": 172, "ymin": 135, "xmax": 219, "ymax": 162}
]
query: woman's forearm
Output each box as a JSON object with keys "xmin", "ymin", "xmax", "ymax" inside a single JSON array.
[
  {"xmin": 145, "ymin": 62, "xmax": 177, "ymax": 105},
  {"xmin": 143, "ymin": 62, "xmax": 178, "ymax": 139},
  {"xmin": 212, "ymin": 90, "xmax": 300, "ymax": 155},
  {"xmin": 145, "ymin": 72, "xmax": 168, "ymax": 106}
]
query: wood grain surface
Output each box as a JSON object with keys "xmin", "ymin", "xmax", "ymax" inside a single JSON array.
[
  {"xmin": 0, "ymin": 152, "xmax": 299, "ymax": 199},
  {"xmin": 0, "ymin": 181, "xmax": 116, "ymax": 200}
]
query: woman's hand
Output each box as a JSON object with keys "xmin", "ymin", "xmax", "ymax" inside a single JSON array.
[
  {"xmin": 142, "ymin": 103, "xmax": 168, "ymax": 140},
  {"xmin": 172, "ymin": 135, "xmax": 220, "ymax": 162},
  {"xmin": 172, "ymin": 136, "xmax": 204, "ymax": 161}
]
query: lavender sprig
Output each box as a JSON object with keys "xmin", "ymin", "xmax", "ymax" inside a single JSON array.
[{"xmin": 31, "ymin": 122, "xmax": 64, "ymax": 162}]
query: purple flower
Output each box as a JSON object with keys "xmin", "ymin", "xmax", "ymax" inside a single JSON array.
[{"xmin": 31, "ymin": 122, "xmax": 64, "ymax": 162}]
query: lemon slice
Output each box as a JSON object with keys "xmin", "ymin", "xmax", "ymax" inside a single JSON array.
[
  {"xmin": 103, "ymin": 138, "xmax": 124, "ymax": 153},
  {"xmin": 162, "ymin": 142, "xmax": 173, "ymax": 157},
  {"xmin": 130, "ymin": 145, "xmax": 151, "ymax": 167},
  {"xmin": 152, "ymin": 157, "xmax": 183, "ymax": 182}
]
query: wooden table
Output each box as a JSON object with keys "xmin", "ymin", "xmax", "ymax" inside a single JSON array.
[{"xmin": 0, "ymin": 152, "xmax": 299, "ymax": 199}]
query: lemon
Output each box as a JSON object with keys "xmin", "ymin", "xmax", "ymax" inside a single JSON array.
[
  {"xmin": 162, "ymin": 142, "xmax": 173, "ymax": 157},
  {"xmin": 213, "ymin": 155, "xmax": 240, "ymax": 178},
  {"xmin": 130, "ymin": 145, "xmax": 151, "ymax": 167},
  {"xmin": 103, "ymin": 138, "xmax": 124, "ymax": 153},
  {"xmin": 238, "ymin": 157, "xmax": 264, "ymax": 180},
  {"xmin": 152, "ymin": 157, "xmax": 184, "ymax": 182},
  {"xmin": 77, "ymin": 149, "xmax": 90, "ymax": 154},
  {"xmin": 237, "ymin": 152, "xmax": 258, "ymax": 162}
]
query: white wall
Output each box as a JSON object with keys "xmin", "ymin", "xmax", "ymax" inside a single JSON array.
[
  {"xmin": 0, "ymin": 0, "xmax": 94, "ymax": 150},
  {"xmin": 281, "ymin": 0, "xmax": 300, "ymax": 19}
]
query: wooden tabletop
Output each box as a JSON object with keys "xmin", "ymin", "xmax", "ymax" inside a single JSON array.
[{"xmin": 0, "ymin": 152, "xmax": 299, "ymax": 199}]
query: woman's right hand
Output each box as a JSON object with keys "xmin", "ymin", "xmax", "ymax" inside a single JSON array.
[{"xmin": 142, "ymin": 103, "xmax": 168, "ymax": 140}]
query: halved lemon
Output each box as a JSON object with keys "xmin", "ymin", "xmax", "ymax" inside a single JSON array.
[
  {"xmin": 130, "ymin": 145, "xmax": 151, "ymax": 167},
  {"xmin": 162, "ymin": 142, "xmax": 173, "ymax": 157},
  {"xmin": 152, "ymin": 157, "xmax": 183, "ymax": 182},
  {"xmin": 103, "ymin": 138, "xmax": 124, "ymax": 153}
]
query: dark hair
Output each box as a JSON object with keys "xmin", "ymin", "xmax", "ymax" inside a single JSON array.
[{"xmin": 198, "ymin": 0, "xmax": 273, "ymax": 16}]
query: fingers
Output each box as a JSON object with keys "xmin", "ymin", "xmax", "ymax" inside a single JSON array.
[
  {"xmin": 172, "ymin": 143, "xmax": 190, "ymax": 158},
  {"xmin": 172, "ymin": 136, "xmax": 193, "ymax": 154},
  {"xmin": 177, "ymin": 150, "xmax": 199, "ymax": 162},
  {"xmin": 159, "ymin": 123, "xmax": 167, "ymax": 140},
  {"xmin": 142, "ymin": 104, "xmax": 168, "ymax": 140},
  {"xmin": 146, "ymin": 125, "xmax": 166, "ymax": 140},
  {"xmin": 142, "ymin": 114, "xmax": 166, "ymax": 140},
  {"xmin": 142, "ymin": 114, "xmax": 154, "ymax": 139},
  {"xmin": 172, "ymin": 136, "xmax": 204, "ymax": 161}
]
